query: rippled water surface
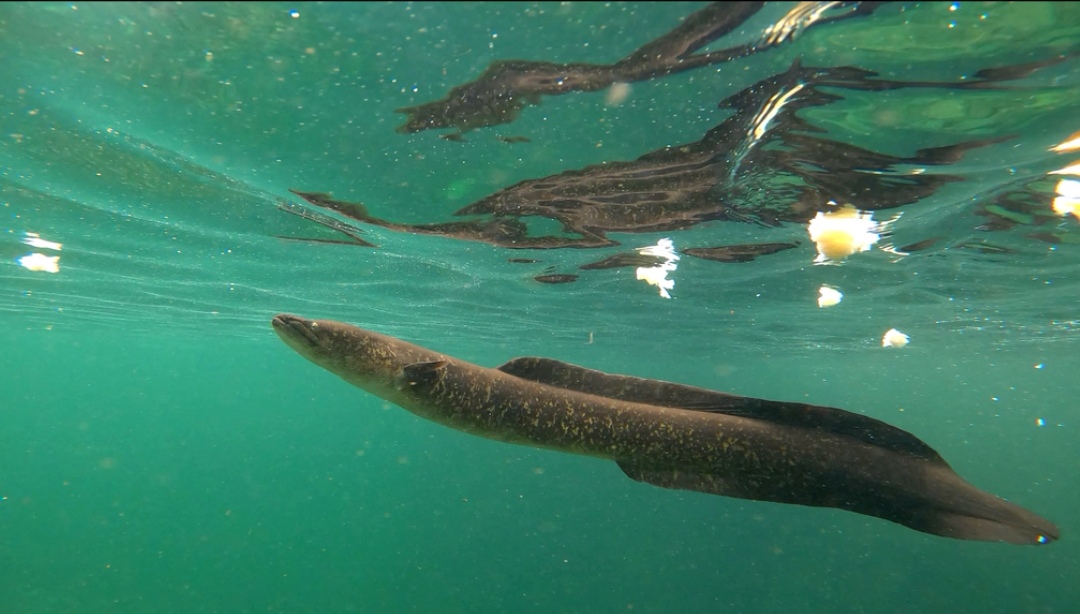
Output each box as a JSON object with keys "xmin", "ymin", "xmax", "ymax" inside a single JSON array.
[{"xmin": 2, "ymin": 3, "xmax": 1078, "ymax": 613}]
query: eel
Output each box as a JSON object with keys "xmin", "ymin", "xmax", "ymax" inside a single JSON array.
[{"xmin": 271, "ymin": 313, "xmax": 1059, "ymax": 545}]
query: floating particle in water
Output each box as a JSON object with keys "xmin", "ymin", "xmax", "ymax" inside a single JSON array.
[
  {"xmin": 817, "ymin": 285, "xmax": 843, "ymax": 308},
  {"xmin": 806, "ymin": 204, "xmax": 896, "ymax": 264},
  {"xmin": 23, "ymin": 231, "xmax": 62, "ymax": 251},
  {"xmin": 605, "ymin": 82, "xmax": 631, "ymax": 106},
  {"xmin": 881, "ymin": 328, "xmax": 909, "ymax": 348},
  {"xmin": 18, "ymin": 253, "xmax": 60, "ymax": 273}
]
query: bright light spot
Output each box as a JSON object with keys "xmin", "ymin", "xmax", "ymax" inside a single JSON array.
[
  {"xmin": 22, "ymin": 232, "xmax": 62, "ymax": 251},
  {"xmin": 1052, "ymin": 178, "xmax": 1080, "ymax": 219},
  {"xmin": 1049, "ymin": 161, "xmax": 1080, "ymax": 176},
  {"xmin": 1050, "ymin": 130, "xmax": 1080, "ymax": 153},
  {"xmin": 751, "ymin": 83, "xmax": 805, "ymax": 141},
  {"xmin": 288, "ymin": 9, "xmax": 300, "ymax": 18},
  {"xmin": 1034, "ymin": 363, "xmax": 1044, "ymax": 369},
  {"xmin": 1036, "ymin": 418, "xmax": 1046, "ymax": 427},
  {"xmin": 18, "ymin": 253, "xmax": 60, "ymax": 273},
  {"xmin": 605, "ymin": 82, "xmax": 631, "ymax": 106},
  {"xmin": 758, "ymin": 1, "xmax": 836, "ymax": 46},
  {"xmin": 635, "ymin": 238, "xmax": 679, "ymax": 299},
  {"xmin": 881, "ymin": 328, "xmax": 909, "ymax": 348},
  {"xmin": 817, "ymin": 285, "xmax": 843, "ymax": 308},
  {"xmin": 806, "ymin": 204, "xmax": 896, "ymax": 264}
]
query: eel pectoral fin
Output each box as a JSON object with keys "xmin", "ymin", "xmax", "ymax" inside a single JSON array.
[
  {"xmin": 403, "ymin": 360, "xmax": 449, "ymax": 387},
  {"xmin": 499, "ymin": 357, "xmax": 945, "ymax": 464},
  {"xmin": 616, "ymin": 460, "xmax": 760, "ymax": 501}
]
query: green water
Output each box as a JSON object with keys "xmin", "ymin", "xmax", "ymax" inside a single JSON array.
[{"xmin": 1, "ymin": 2, "xmax": 1078, "ymax": 612}]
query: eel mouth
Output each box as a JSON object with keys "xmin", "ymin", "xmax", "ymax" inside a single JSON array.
[{"xmin": 271, "ymin": 313, "xmax": 320, "ymax": 348}]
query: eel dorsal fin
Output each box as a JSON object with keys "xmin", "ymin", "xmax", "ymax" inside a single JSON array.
[
  {"xmin": 498, "ymin": 356, "xmax": 946, "ymax": 465},
  {"xmin": 403, "ymin": 360, "xmax": 449, "ymax": 388}
]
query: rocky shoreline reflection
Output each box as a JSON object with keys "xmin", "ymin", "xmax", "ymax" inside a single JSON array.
[{"xmin": 279, "ymin": 4, "xmax": 1071, "ymax": 286}]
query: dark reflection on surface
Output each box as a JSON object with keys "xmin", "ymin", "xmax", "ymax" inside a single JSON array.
[
  {"xmin": 274, "ymin": 201, "xmax": 375, "ymax": 247},
  {"xmin": 289, "ymin": 189, "xmax": 600, "ymax": 249},
  {"xmin": 895, "ymin": 237, "xmax": 940, "ymax": 254},
  {"xmin": 497, "ymin": 135, "xmax": 532, "ymax": 144},
  {"xmin": 683, "ymin": 242, "xmax": 800, "ymax": 263},
  {"xmin": 976, "ymin": 176, "xmax": 1070, "ymax": 232},
  {"xmin": 533, "ymin": 273, "xmax": 580, "ymax": 284},
  {"xmin": 290, "ymin": 57, "xmax": 1049, "ymax": 253},
  {"xmin": 579, "ymin": 253, "xmax": 668, "ymax": 271},
  {"xmin": 967, "ymin": 172, "xmax": 1080, "ymax": 249},
  {"xmin": 952, "ymin": 239, "xmax": 1016, "ymax": 255},
  {"xmin": 395, "ymin": 1, "xmax": 888, "ymax": 137}
]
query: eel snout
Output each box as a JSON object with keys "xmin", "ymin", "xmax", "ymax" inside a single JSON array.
[{"xmin": 271, "ymin": 313, "xmax": 321, "ymax": 347}]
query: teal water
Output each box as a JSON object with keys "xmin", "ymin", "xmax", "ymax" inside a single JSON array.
[{"xmin": 1, "ymin": 2, "xmax": 1078, "ymax": 612}]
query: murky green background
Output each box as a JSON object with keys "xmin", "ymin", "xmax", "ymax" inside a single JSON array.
[{"xmin": 1, "ymin": 3, "xmax": 1077, "ymax": 612}]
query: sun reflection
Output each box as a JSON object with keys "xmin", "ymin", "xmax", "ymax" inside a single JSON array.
[
  {"xmin": 635, "ymin": 238, "xmax": 680, "ymax": 299},
  {"xmin": 17, "ymin": 231, "xmax": 63, "ymax": 273},
  {"xmin": 759, "ymin": 1, "xmax": 844, "ymax": 46},
  {"xmin": 882, "ymin": 328, "xmax": 910, "ymax": 348},
  {"xmin": 817, "ymin": 285, "xmax": 843, "ymax": 308},
  {"xmin": 1050, "ymin": 129, "xmax": 1080, "ymax": 153},
  {"xmin": 1052, "ymin": 178, "xmax": 1080, "ymax": 220},
  {"xmin": 22, "ymin": 232, "xmax": 63, "ymax": 251},
  {"xmin": 18, "ymin": 253, "xmax": 60, "ymax": 273},
  {"xmin": 806, "ymin": 204, "xmax": 896, "ymax": 264}
]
